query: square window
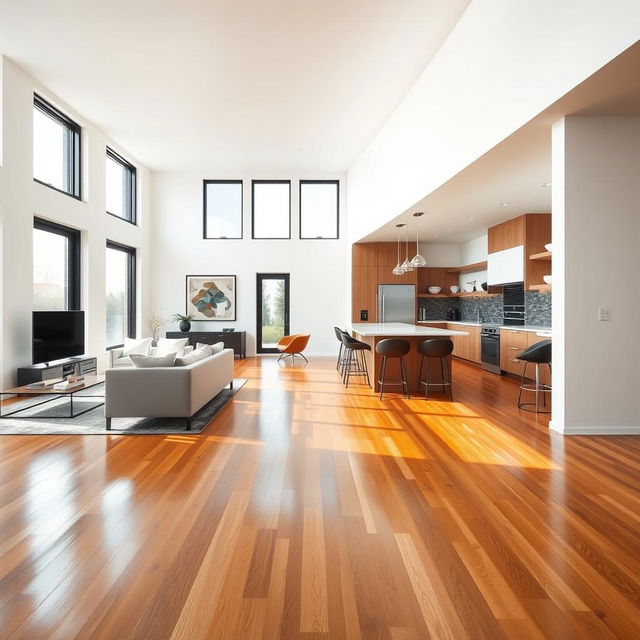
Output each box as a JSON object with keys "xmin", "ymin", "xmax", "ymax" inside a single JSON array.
[
  {"xmin": 33, "ymin": 95, "xmax": 81, "ymax": 198},
  {"xmin": 252, "ymin": 181, "xmax": 291, "ymax": 239},
  {"xmin": 300, "ymin": 180, "xmax": 339, "ymax": 239},
  {"xmin": 106, "ymin": 148, "xmax": 137, "ymax": 223},
  {"xmin": 203, "ymin": 180, "xmax": 243, "ymax": 238}
]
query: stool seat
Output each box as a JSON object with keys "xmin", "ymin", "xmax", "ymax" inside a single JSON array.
[
  {"xmin": 375, "ymin": 339, "xmax": 410, "ymax": 399},
  {"xmin": 517, "ymin": 339, "xmax": 551, "ymax": 364}
]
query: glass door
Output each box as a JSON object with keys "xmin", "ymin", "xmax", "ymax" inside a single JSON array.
[{"xmin": 256, "ymin": 274, "xmax": 290, "ymax": 353}]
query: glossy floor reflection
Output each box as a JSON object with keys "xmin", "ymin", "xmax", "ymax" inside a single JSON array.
[{"xmin": 1, "ymin": 356, "xmax": 639, "ymax": 639}]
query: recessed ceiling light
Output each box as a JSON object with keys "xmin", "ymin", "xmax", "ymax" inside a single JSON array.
[
  {"xmin": 469, "ymin": 217, "xmax": 475, "ymax": 221},
  {"xmin": 541, "ymin": 181, "xmax": 552, "ymax": 187},
  {"xmin": 499, "ymin": 202, "xmax": 511, "ymax": 207},
  {"xmin": 448, "ymin": 228, "xmax": 453, "ymax": 232},
  {"xmin": 433, "ymin": 234, "xmax": 439, "ymax": 238}
]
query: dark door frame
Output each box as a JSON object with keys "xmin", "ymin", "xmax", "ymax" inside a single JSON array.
[{"xmin": 256, "ymin": 273, "xmax": 290, "ymax": 354}]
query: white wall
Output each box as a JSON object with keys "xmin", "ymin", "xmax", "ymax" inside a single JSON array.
[
  {"xmin": 347, "ymin": 0, "xmax": 640, "ymax": 243},
  {"xmin": 150, "ymin": 173, "xmax": 347, "ymax": 356},
  {"xmin": 0, "ymin": 57, "xmax": 152, "ymax": 384},
  {"xmin": 551, "ymin": 116, "xmax": 640, "ymax": 434},
  {"xmin": 419, "ymin": 243, "xmax": 461, "ymax": 267}
]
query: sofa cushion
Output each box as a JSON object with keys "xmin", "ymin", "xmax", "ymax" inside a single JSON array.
[
  {"xmin": 123, "ymin": 337, "xmax": 153, "ymax": 356},
  {"xmin": 130, "ymin": 352, "xmax": 177, "ymax": 368},
  {"xmin": 196, "ymin": 341, "xmax": 224, "ymax": 354},
  {"xmin": 175, "ymin": 345, "xmax": 212, "ymax": 366},
  {"xmin": 156, "ymin": 337, "xmax": 189, "ymax": 357}
]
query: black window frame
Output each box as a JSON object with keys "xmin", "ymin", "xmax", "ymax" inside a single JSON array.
[
  {"xmin": 106, "ymin": 147, "xmax": 137, "ymax": 225},
  {"xmin": 33, "ymin": 217, "xmax": 81, "ymax": 311},
  {"xmin": 106, "ymin": 241, "xmax": 137, "ymax": 349},
  {"xmin": 299, "ymin": 179, "xmax": 340, "ymax": 240},
  {"xmin": 251, "ymin": 180, "xmax": 291, "ymax": 240},
  {"xmin": 256, "ymin": 273, "xmax": 290, "ymax": 353},
  {"xmin": 202, "ymin": 179, "xmax": 243, "ymax": 239},
  {"xmin": 33, "ymin": 94, "xmax": 82, "ymax": 200}
]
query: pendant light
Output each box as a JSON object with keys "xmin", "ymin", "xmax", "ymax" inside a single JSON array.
[
  {"xmin": 411, "ymin": 211, "xmax": 427, "ymax": 267},
  {"xmin": 401, "ymin": 221, "xmax": 414, "ymax": 272},
  {"xmin": 392, "ymin": 224, "xmax": 405, "ymax": 275}
]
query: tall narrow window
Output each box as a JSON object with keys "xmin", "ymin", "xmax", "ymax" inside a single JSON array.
[
  {"xmin": 203, "ymin": 180, "xmax": 243, "ymax": 238},
  {"xmin": 252, "ymin": 181, "xmax": 291, "ymax": 239},
  {"xmin": 106, "ymin": 148, "xmax": 137, "ymax": 223},
  {"xmin": 106, "ymin": 242, "xmax": 136, "ymax": 349},
  {"xmin": 33, "ymin": 95, "xmax": 81, "ymax": 198},
  {"xmin": 299, "ymin": 180, "xmax": 339, "ymax": 239},
  {"xmin": 33, "ymin": 218, "xmax": 80, "ymax": 310}
]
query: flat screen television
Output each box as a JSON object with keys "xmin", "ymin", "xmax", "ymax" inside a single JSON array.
[{"xmin": 33, "ymin": 310, "xmax": 85, "ymax": 364}]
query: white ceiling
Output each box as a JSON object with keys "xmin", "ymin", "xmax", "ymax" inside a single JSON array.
[
  {"xmin": 0, "ymin": 0, "xmax": 469, "ymax": 173},
  {"xmin": 362, "ymin": 41, "xmax": 640, "ymax": 244}
]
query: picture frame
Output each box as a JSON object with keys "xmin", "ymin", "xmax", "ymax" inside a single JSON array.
[{"xmin": 186, "ymin": 275, "xmax": 237, "ymax": 321}]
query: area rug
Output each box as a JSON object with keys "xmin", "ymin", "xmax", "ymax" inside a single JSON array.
[{"xmin": 0, "ymin": 379, "xmax": 246, "ymax": 435}]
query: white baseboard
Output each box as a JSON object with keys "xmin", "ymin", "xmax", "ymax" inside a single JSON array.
[{"xmin": 549, "ymin": 421, "xmax": 640, "ymax": 435}]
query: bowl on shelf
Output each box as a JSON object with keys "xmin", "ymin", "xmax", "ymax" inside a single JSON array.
[
  {"xmin": 449, "ymin": 285, "xmax": 460, "ymax": 294},
  {"xmin": 545, "ymin": 243, "xmax": 552, "ymax": 252},
  {"xmin": 428, "ymin": 286, "xmax": 442, "ymax": 294},
  {"xmin": 543, "ymin": 275, "xmax": 552, "ymax": 284},
  {"xmin": 463, "ymin": 284, "xmax": 475, "ymax": 293}
]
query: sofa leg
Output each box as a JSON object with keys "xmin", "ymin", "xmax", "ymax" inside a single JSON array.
[
  {"xmin": 229, "ymin": 380, "xmax": 234, "ymax": 390},
  {"xmin": 106, "ymin": 417, "xmax": 112, "ymax": 431},
  {"xmin": 185, "ymin": 417, "xmax": 192, "ymax": 431}
]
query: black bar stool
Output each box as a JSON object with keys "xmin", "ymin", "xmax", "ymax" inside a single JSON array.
[
  {"xmin": 375, "ymin": 338, "xmax": 410, "ymax": 399},
  {"xmin": 340, "ymin": 333, "xmax": 371, "ymax": 388},
  {"xmin": 417, "ymin": 338, "xmax": 454, "ymax": 400},
  {"xmin": 517, "ymin": 339, "xmax": 552, "ymax": 413}
]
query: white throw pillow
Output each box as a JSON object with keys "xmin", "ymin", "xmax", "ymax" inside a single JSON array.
[
  {"xmin": 156, "ymin": 337, "xmax": 189, "ymax": 357},
  {"xmin": 122, "ymin": 337, "xmax": 153, "ymax": 357},
  {"xmin": 130, "ymin": 352, "xmax": 177, "ymax": 368},
  {"xmin": 196, "ymin": 341, "xmax": 224, "ymax": 354},
  {"xmin": 175, "ymin": 345, "xmax": 212, "ymax": 366}
]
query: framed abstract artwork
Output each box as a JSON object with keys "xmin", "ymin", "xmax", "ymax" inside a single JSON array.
[{"xmin": 186, "ymin": 275, "xmax": 236, "ymax": 321}]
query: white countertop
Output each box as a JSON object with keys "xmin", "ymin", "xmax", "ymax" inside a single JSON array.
[
  {"xmin": 417, "ymin": 320, "xmax": 552, "ymax": 334},
  {"xmin": 351, "ymin": 322, "xmax": 469, "ymax": 337}
]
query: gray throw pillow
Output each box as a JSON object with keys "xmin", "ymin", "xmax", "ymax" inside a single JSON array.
[
  {"xmin": 196, "ymin": 341, "xmax": 224, "ymax": 354},
  {"xmin": 130, "ymin": 352, "xmax": 177, "ymax": 368},
  {"xmin": 175, "ymin": 345, "xmax": 212, "ymax": 366}
]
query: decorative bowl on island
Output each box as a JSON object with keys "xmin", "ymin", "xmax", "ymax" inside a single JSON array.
[{"xmin": 428, "ymin": 286, "xmax": 442, "ymax": 294}]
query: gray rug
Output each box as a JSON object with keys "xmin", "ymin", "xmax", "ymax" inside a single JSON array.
[{"xmin": 0, "ymin": 379, "xmax": 246, "ymax": 435}]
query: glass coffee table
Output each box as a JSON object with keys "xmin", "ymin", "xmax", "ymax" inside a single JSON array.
[{"xmin": 0, "ymin": 375, "xmax": 105, "ymax": 419}]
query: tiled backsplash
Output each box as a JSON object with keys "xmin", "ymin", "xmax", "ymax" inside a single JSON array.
[{"xmin": 419, "ymin": 290, "xmax": 551, "ymax": 326}]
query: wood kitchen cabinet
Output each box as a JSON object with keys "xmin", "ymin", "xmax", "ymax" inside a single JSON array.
[
  {"xmin": 351, "ymin": 242, "xmax": 417, "ymax": 322},
  {"xmin": 488, "ymin": 216, "xmax": 525, "ymax": 253},
  {"xmin": 500, "ymin": 329, "xmax": 551, "ymax": 386},
  {"xmin": 447, "ymin": 323, "xmax": 481, "ymax": 363}
]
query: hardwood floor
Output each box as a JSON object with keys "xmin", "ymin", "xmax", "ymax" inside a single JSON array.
[{"xmin": 1, "ymin": 356, "xmax": 639, "ymax": 639}]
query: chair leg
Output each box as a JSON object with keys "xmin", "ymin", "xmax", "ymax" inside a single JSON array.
[
  {"xmin": 336, "ymin": 343, "xmax": 343, "ymax": 370},
  {"xmin": 379, "ymin": 356, "xmax": 387, "ymax": 399},
  {"xmin": 345, "ymin": 349, "xmax": 353, "ymax": 387},
  {"xmin": 440, "ymin": 357, "xmax": 445, "ymax": 392},
  {"xmin": 425, "ymin": 357, "xmax": 431, "ymax": 399},
  {"xmin": 535, "ymin": 363, "xmax": 540, "ymax": 413},
  {"xmin": 299, "ymin": 353, "xmax": 308, "ymax": 363},
  {"xmin": 361, "ymin": 351, "xmax": 371, "ymax": 388},
  {"xmin": 400, "ymin": 357, "xmax": 410, "ymax": 399},
  {"xmin": 417, "ymin": 354, "xmax": 424, "ymax": 388},
  {"xmin": 444, "ymin": 356, "xmax": 453, "ymax": 401},
  {"xmin": 517, "ymin": 362, "xmax": 528, "ymax": 409}
]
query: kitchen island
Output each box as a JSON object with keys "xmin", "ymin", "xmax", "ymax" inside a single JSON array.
[{"xmin": 350, "ymin": 322, "xmax": 469, "ymax": 394}]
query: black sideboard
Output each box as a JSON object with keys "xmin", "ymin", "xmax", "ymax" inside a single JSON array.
[{"xmin": 166, "ymin": 331, "xmax": 246, "ymax": 359}]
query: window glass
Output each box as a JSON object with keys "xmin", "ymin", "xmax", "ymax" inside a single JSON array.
[
  {"xmin": 300, "ymin": 181, "xmax": 339, "ymax": 239},
  {"xmin": 33, "ymin": 228, "xmax": 69, "ymax": 310},
  {"xmin": 106, "ymin": 244, "xmax": 135, "ymax": 348},
  {"xmin": 252, "ymin": 181, "xmax": 290, "ymax": 239},
  {"xmin": 106, "ymin": 149, "xmax": 136, "ymax": 223},
  {"xmin": 204, "ymin": 181, "xmax": 242, "ymax": 238}
]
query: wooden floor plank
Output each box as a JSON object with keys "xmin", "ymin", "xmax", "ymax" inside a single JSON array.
[{"xmin": 0, "ymin": 356, "xmax": 638, "ymax": 639}]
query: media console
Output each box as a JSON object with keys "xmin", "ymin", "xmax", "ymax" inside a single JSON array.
[
  {"xmin": 166, "ymin": 331, "xmax": 246, "ymax": 359},
  {"xmin": 17, "ymin": 356, "xmax": 98, "ymax": 386}
]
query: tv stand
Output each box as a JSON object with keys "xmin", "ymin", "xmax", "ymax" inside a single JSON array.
[{"xmin": 17, "ymin": 355, "xmax": 97, "ymax": 386}]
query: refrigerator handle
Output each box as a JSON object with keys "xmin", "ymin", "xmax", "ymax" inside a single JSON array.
[{"xmin": 381, "ymin": 295, "xmax": 385, "ymax": 323}]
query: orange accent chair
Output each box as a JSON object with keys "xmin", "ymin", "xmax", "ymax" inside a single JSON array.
[{"xmin": 276, "ymin": 334, "xmax": 310, "ymax": 363}]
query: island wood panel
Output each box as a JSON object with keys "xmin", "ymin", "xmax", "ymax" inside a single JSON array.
[{"xmin": 1, "ymin": 357, "xmax": 639, "ymax": 639}]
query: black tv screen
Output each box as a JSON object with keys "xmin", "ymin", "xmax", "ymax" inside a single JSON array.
[{"xmin": 33, "ymin": 311, "xmax": 85, "ymax": 364}]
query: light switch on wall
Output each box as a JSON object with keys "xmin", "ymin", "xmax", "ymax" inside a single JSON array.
[{"xmin": 598, "ymin": 307, "xmax": 611, "ymax": 321}]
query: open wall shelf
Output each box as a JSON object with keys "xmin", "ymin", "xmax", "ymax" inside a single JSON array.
[{"xmin": 418, "ymin": 291, "xmax": 499, "ymax": 299}]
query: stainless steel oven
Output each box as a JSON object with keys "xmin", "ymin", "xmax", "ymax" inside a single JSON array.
[{"xmin": 481, "ymin": 324, "xmax": 502, "ymax": 374}]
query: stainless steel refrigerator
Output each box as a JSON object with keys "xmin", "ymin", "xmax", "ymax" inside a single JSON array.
[{"xmin": 377, "ymin": 284, "xmax": 416, "ymax": 323}]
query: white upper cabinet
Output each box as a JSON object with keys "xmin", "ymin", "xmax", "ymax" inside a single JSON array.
[{"xmin": 487, "ymin": 245, "xmax": 524, "ymax": 285}]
